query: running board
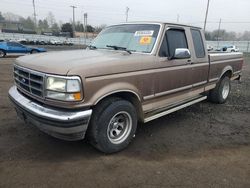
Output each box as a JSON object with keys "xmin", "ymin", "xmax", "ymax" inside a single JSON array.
[{"xmin": 144, "ymin": 96, "xmax": 207, "ymax": 123}]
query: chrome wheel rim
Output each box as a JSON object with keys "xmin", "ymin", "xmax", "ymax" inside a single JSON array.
[
  {"xmin": 222, "ymin": 81, "xmax": 230, "ymax": 99},
  {"xmin": 107, "ymin": 111, "xmax": 132, "ymax": 144}
]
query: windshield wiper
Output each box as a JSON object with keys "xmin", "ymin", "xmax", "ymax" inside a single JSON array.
[{"xmin": 106, "ymin": 45, "xmax": 132, "ymax": 54}]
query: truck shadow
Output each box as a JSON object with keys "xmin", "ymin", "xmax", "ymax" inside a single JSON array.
[{"xmin": 3, "ymin": 99, "xmax": 248, "ymax": 163}]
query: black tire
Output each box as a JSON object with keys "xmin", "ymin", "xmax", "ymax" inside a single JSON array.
[
  {"xmin": 0, "ymin": 49, "xmax": 6, "ymax": 58},
  {"xmin": 30, "ymin": 49, "xmax": 39, "ymax": 54},
  {"xmin": 87, "ymin": 97, "xmax": 138, "ymax": 153},
  {"xmin": 209, "ymin": 76, "xmax": 231, "ymax": 104}
]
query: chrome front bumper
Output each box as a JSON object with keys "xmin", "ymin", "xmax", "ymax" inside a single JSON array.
[{"xmin": 8, "ymin": 86, "xmax": 92, "ymax": 141}]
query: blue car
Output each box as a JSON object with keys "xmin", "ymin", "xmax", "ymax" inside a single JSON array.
[{"xmin": 0, "ymin": 41, "xmax": 46, "ymax": 58}]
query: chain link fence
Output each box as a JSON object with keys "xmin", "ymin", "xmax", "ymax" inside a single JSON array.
[
  {"xmin": 207, "ymin": 41, "xmax": 250, "ymax": 52},
  {"xmin": 0, "ymin": 32, "xmax": 93, "ymax": 45}
]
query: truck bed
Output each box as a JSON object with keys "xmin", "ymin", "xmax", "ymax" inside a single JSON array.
[{"xmin": 208, "ymin": 52, "xmax": 243, "ymax": 84}]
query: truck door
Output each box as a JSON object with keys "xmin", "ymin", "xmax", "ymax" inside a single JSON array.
[
  {"xmin": 155, "ymin": 28, "xmax": 193, "ymax": 100},
  {"xmin": 189, "ymin": 29, "xmax": 209, "ymax": 91}
]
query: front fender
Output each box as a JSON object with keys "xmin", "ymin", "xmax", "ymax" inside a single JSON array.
[{"xmin": 85, "ymin": 81, "xmax": 142, "ymax": 105}]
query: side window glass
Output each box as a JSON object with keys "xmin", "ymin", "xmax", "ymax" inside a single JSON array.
[
  {"xmin": 13, "ymin": 42, "xmax": 22, "ymax": 47},
  {"xmin": 7, "ymin": 42, "xmax": 14, "ymax": 46},
  {"xmin": 167, "ymin": 29, "xmax": 188, "ymax": 57},
  {"xmin": 191, "ymin": 29, "xmax": 205, "ymax": 58}
]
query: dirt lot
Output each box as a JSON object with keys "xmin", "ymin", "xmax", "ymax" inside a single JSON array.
[{"xmin": 0, "ymin": 54, "xmax": 249, "ymax": 188}]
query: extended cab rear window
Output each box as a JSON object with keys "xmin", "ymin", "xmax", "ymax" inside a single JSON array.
[{"xmin": 191, "ymin": 29, "xmax": 205, "ymax": 58}]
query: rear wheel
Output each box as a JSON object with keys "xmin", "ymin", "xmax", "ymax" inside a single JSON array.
[
  {"xmin": 0, "ymin": 50, "xmax": 6, "ymax": 58},
  {"xmin": 87, "ymin": 98, "xmax": 138, "ymax": 153},
  {"xmin": 209, "ymin": 76, "xmax": 231, "ymax": 103},
  {"xmin": 30, "ymin": 49, "xmax": 39, "ymax": 54}
]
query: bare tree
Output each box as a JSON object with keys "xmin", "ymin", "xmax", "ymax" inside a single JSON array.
[{"xmin": 46, "ymin": 11, "xmax": 56, "ymax": 27}]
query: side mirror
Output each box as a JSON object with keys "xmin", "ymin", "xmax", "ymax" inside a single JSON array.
[{"xmin": 170, "ymin": 48, "xmax": 191, "ymax": 59}]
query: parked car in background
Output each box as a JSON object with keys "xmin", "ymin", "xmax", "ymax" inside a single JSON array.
[
  {"xmin": 63, "ymin": 40, "xmax": 74, "ymax": 46},
  {"xmin": 222, "ymin": 45, "xmax": 239, "ymax": 52},
  {"xmin": 0, "ymin": 41, "xmax": 46, "ymax": 58},
  {"xmin": 49, "ymin": 39, "xmax": 63, "ymax": 46},
  {"xmin": 16, "ymin": 38, "xmax": 28, "ymax": 45},
  {"xmin": 207, "ymin": 44, "xmax": 213, "ymax": 51}
]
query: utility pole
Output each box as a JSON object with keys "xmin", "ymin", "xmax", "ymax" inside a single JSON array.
[
  {"xmin": 217, "ymin": 18, "xmax": 222, "ymax": 49},
  {"xmin": 125, "ymin": 7, "xmax": 129, "ymax": 22},
  {"xmin": 70, "ymin": 5, "xmax": 77, "ymax": 38},
  {"xmin": 84, "ymin": 13, "xmax": 88, "ymax": 44},
  {"xmin": 32, "ymin": 0, "xmax": 37, "ymax": 28},
  {"xmin": 177, "ymin": 14, "xmax": 180, "ymax": 23},
  {"xmin": 204, "ymin": 0, "xmax": 210, "ymax": 31}
]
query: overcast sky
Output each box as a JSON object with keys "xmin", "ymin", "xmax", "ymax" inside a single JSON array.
[{"xmin": 1, "ymin": 0, "xmax": 250, "ymax": 32}]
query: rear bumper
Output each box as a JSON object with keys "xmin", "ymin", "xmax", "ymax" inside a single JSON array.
[{"xmin": 8, "ymin": 86, "xmax": 92, "ymax": 141}]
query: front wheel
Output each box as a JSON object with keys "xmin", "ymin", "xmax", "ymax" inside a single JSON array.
[
  {"xmin": 209, "ymin": 76, "xmax": 231, "ymax": 103},
  {"xmin": 0, "ymin": 50, "xmax": 6, "ymax": 58},
  {"xmin": 87, "ymin": 98, "xmax": 138, "ymax": 153}
]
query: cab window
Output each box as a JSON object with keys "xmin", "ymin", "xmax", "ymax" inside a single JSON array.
[
  {"xmin": 159, "ymin": 29, "xmax": 188, "ymax": 57},
  {"xmin": 191, "ymin": 29, "xmax": 205, "ymax": 58}
]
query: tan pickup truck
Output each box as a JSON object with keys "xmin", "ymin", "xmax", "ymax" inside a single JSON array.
[{"xmin": 9, "ymin": 22, "xmax": 243, "ymax": 153}]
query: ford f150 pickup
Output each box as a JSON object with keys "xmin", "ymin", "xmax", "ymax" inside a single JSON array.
[{"xmin": 8, "ymin": 22, "xmax": 243, "ymax": 153}]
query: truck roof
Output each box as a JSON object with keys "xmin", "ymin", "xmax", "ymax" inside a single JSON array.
[{"xmin": 116, "ymin": 21, "xmax": 202, "ymax": 30}]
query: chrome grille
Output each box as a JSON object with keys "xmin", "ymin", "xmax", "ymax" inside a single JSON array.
[{"xmin": 14, "ymin": 65, "xmax": 45, "ymax": 98}]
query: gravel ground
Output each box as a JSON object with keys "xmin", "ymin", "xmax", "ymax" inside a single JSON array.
[{"xmin": 0, "ymin": 53, "xmax": 249, "ymax": 188}]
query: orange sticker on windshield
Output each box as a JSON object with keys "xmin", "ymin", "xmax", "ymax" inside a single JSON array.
[{"xmin": 139, "ymin": 36, "xmax": 152, "ymax": 45}]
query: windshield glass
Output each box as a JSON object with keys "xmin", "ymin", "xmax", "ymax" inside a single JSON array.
[{"xmin": 91, "ymin": 24, "xmax": 160, "ymax": 53}]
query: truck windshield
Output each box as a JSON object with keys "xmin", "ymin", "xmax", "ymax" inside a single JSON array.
[{"xmin": 91, "ymin": 24, "xmax": 160, "ymax": 53}]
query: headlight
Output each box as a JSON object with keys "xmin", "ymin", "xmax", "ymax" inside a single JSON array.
[{"xmin": 46, "ymin": 76, "xmax": 82, "ymax": 101}]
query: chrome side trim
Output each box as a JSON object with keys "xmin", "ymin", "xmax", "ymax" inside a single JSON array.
[
  {"xmin": 144, "ymin": 96, "xmax": 207, "ymax": 123},
  {"xmin": 9, "ymin": 86, "xmax": 92, "ymax": 122},
  {"xmin": 193, "ymin": 81, "xmax": 207, "ymax": 87},
  {"xmin": 155, "ymin": 85, "xmax": 192, "ymax": 97},
  {"xmin": 233, "ymin": 70, "xmax": 242, "ymax": 75},
  {"xmin": 209, "ymin": 77, "xmax": 219, "ymax": 82},
  {"xmin": 143, "ymin": 81, "xmax": 207, "ymax": 101},
  {"xmin": 143, "ymin": 94, "xmax": 155, "ymax": 100}
]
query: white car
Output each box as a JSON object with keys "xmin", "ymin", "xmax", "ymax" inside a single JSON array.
[
  {"xmin": 222, "ymin": 45, "xmax": 239, "ymax": 52},
  {"xmin": 207, "ymin": 45, "xmax": 213, "ymax": 51},
  {"xmin": 49, "ymin": 39, "xmax": 63, "ymax": 46}
]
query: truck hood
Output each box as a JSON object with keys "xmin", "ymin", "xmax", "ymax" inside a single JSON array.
[{"xmin": 15, "ymin": 49, "xmax": 156, "ymax": 77}]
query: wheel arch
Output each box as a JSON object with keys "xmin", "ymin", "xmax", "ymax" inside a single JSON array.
[
  {"xmin": 94, "ymin": 90, "xmax": 144, "ymax": 122},
  {"xmin": 31, "ymin": 49, "xmax": 38, "ymax": 52},
  {"xmin": 219, "ymin": 66, "xmax": 233, "ymax": 79}
]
